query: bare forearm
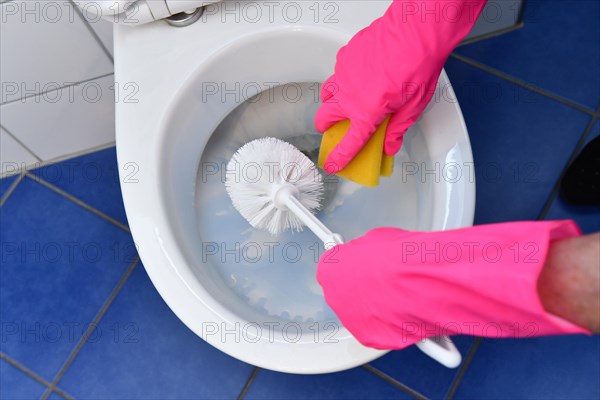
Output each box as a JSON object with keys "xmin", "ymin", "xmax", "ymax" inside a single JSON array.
[{"xmin": 538, "ymin": 233, "xmax": 600, "ymax": 332}]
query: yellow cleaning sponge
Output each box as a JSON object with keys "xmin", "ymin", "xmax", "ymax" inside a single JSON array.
[{"xmin": 318, "ymin": 116, "xmax": 394, "ymax": 187}]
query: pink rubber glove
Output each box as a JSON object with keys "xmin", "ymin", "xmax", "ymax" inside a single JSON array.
[
  {"xmin": 316, "ymin": 0, "xmax": 487, "ymax": 172},
  {"xmin": 317, "ymin": 221, "xmax": 591, "ymax": 350}
]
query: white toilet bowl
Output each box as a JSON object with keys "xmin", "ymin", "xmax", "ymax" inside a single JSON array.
[{"xmin": 113, "ymin": 1, "xmax": 475, "ymax": 373}]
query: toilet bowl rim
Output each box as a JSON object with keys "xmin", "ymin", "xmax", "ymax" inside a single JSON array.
[{"xmin": 116, "ymin": 27, "xmax": 475, "ymax": 373}]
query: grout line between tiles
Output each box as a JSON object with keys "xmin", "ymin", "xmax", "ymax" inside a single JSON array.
[
  {"xmin": 68, "ymin": 0, "xmax": 114, "ymax": 63},
  {"xmin": 24, "ymin": 173, "xmax": 130, "ymax": 233},
  {"xmin": 40, "ymin": 258, "xmax": 140, "ymax": 400},
  {"xmin": 236, "ymin": 366, "xmax": 260, "ymax": 400},
  {"xmin": 0, "ymin": 72, "xmax": 115, "ymax": 107},
  {"xmin": 444, "ymin": 337, "xmax": 482, "ymax": 400},
  {"xmin": 0, "ymin": 171, "xmax": 25, "ymax": 207},
  {"xmin": 39, "ymin": 142, "xmax": 117, "ymax": 168},
  {"xmin": 51, "ymin": 388, "xmax": 74, "ymax": 400},
  {"xmin": 449, "ymin": 53, "xmax": 598, "ymax": 117},
  {"xmin": 1, "ymin": 124, "xmax": 43, "ymax": 162},
  {"xmin": 26, "ymin": 142, "xmax": 119, "ymax": 176},
  {"xmin": 459, "ymin": 21, "xmax": 525, "ymax": 47},
  {"xmin": 362, "ymin": 364, "xmax": 429, "ymax": 400},
  {"xmin": 0, "ymin": 352, "xmax": 77, "ymax": 400},
  {"xmin": 0, "ymin": 142, "xmax": 117, "ymax": 179},
  {"xmin": 538, "ymin": 114, "xmax": 599, "ymax": 220},
  {"xmin": 0, "ymin": 352, "xmax": 52, "ymax": 390}
]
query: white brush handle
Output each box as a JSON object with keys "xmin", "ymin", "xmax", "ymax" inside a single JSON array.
[
  {"xmin": 416, "ymin": 336, "xmax": 462, "ymax": 368},
  {"xmin": 274, "ymin": 185, "xmax": 344, "ymax": 249},
  {"xmin": 274, "ymin": 186, "xmax": 461, "ymax": 368}
]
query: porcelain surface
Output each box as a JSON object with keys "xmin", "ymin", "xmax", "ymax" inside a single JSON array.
[{"xmin": 114, "ymin": 0, "xmax": 474, "ymax": 373}]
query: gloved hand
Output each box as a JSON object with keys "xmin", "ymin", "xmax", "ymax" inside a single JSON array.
[
  {"xmin": 316, "ymin": 0, "xmax": 487, "ymax": 172},
  {"xmin": 317, "ymin": 221, "xmax": 590, "ymax": 350}
]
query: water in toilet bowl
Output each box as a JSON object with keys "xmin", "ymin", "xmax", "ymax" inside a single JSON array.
[{"xmin": 195, "ymin": 83, "xmax": 422, "ymax": 324}]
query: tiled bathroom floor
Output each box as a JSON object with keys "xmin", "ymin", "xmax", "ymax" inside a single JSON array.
[{"xmin": 1, "ymin": 1, "xmax": 599, "ymax": 399}]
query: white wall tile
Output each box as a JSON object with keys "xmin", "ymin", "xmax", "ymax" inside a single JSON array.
[
  {"xmin": 0, "ymin": 75, "xmax": 116, "ymax": 161},
  {"xmin": 0, "ymin": 0, "xmax": 113, "ymax": 104},
  {"xmin": 77, "ymin": 5, "xmax": 114, "ymax": 58},
  {"xmin": 1, "ymin": 127, "xmax": 39, "ymax": 175}
]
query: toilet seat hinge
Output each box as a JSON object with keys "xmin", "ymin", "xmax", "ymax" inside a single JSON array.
[{"xmin": 165, "ymin": 6, "xmax": 205, "ymax": 27}]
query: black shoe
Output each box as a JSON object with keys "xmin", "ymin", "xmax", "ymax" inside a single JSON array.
[{"xmin": 560, "ymin": 135, "xmax": 600, "ymax": 205}]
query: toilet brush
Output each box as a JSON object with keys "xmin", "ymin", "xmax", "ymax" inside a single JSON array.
[
  {"xmin": 225, "ymin": 137, "xmax": 462, "ymax": 368},
  {"xmin": 225, "ymin": 137, "xmax": 343, "ymax": 249}
]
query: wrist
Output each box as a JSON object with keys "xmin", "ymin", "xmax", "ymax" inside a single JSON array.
[{"xmin": 538, "ymin": 233, "xmax": 600, "ymax": 332}]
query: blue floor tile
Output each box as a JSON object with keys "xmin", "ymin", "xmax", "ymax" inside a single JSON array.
[
  {"xmin": 57, "ymin": 264, "xmax": 255, "ymax": 399},
  {"xmin": 455, "ymin": 0, "xmax": 600, "ymax": 110},
  {"xmin": 0, "ymin": 174, "xmax": 18, "ymax": 199},
  {"xmin": 453, "ymin": 335, "xmax": 600, "ymax": 399},
  {"xmin": 0, "ymin": 359, "xmax": 47, "ymax": 400},
  {"xmin": 30, "ymin": 147, "xmax": 128, "ymax": 225},
  {"xmin": 444, "ymin": 57, "xmax": 591, "ymax": 224},
  {"xmin": 0, "ymin": 177, "xmax": 136, "ymax": 381},
  {"xmin": 244, "ymin": 366, "xmax": 413, "ymax": 400},
  {"xmin": 548, "ymin": 199, "xmax": 600, "ymax": 234},
  {"xmin": 370, "ymin": 336, "xmax": 475, "ymax": 399},
  {"xmin": 546, "ymin": 120, "xmax": 600, "ymax": 233}
]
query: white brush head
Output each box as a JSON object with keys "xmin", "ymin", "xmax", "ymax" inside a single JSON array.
[{"xmin": 225, "ymin": 137, "xmax": 323, "ymax": 235}]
